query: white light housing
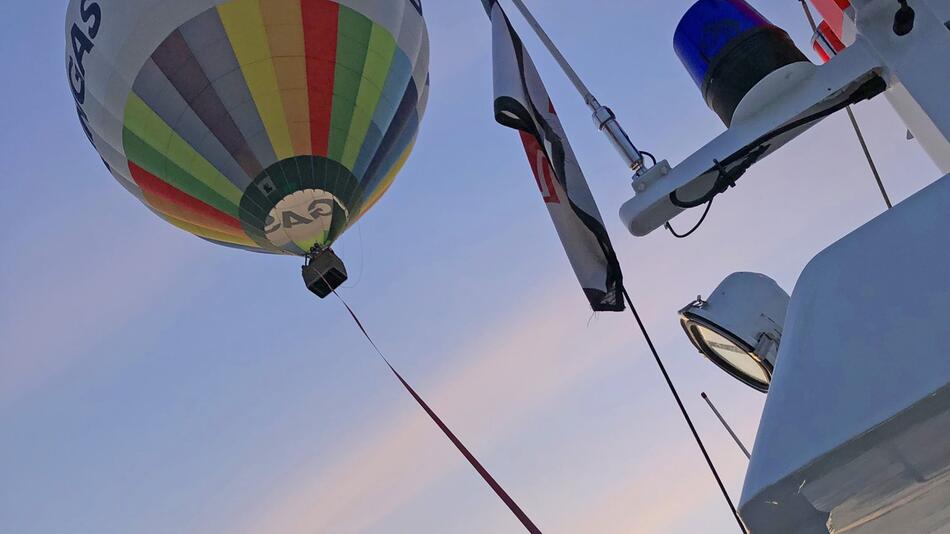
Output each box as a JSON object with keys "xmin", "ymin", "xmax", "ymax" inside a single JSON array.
[{"xmin": 679, "ymin": 272, "xmax": 790, "ymax": 392}]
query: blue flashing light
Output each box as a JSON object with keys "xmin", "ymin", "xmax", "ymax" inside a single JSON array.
[{"xmin": 674, "ymin": 0, "xmax": 773, "ymax": 90}]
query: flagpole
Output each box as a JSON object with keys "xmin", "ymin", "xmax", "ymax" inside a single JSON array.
[{"xmin": 507, "ymin": 0, "xmax": 647, "ymax": 174}]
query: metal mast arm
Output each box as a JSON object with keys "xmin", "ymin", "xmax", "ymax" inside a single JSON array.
[{"xmin": 508, "ymin": 0, "xmax": 647, "ymax": 174}]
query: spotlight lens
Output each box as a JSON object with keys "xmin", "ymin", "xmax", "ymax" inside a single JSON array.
[{"xmin": 692, "ymin": 324, "xmax": 770, "ymax": 385}]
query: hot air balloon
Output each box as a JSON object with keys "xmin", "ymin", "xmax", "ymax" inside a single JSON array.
[{"xmin": 66, "ymin": 0, "xmax": 429, "ymax": 296}]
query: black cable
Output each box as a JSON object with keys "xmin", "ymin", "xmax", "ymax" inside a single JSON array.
[
  {"xmin": 640, "ymin": 150, "xmax": 657, "ymax": 167},
  {"xmin": 669, "ymin": 150, "xmax": 761, "ymax": 209},
  {"xmin": 621, "ymin": 287, "xmax": 748, "ymax": 534},
  {"xmin": 668, "ymin": 75, "xmax": 886, "ymax": 208},
  {"xmin": 665, "ymin": 198, "xmax": 714, "ymax": 238},
  {"xmin": 670, "ymin": 148, "xmax": 767, "ymax": 209}
]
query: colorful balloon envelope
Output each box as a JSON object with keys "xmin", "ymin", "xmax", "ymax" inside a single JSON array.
[{"xmin": 66, "ymin": 0, "xmax": 429, "ymax": 255}]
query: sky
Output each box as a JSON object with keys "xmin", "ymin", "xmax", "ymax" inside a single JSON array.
[{"xmin": 0, "ymin": 1, "xmax": 942, "ymax": 533}]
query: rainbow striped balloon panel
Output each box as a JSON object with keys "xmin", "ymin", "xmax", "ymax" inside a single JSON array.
[{"xmin": 114, "ymin": 0, "xmax": 428, "ymax": 255}]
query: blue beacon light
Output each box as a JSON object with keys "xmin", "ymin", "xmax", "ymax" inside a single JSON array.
[{"xmin": 673, "ymin": 0, "xmax": 809, "ymax": 126}]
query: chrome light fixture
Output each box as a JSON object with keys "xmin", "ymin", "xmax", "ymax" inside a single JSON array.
[{"xmin": 680, "ymin": 272, "xmax": 790, "ymax": 392}]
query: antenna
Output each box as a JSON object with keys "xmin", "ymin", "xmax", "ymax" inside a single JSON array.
[
  {"xmin": 701, "ymin": 392, "xmax": 751, "ymax": 459},
  {"xmin": 798, "ymin": 0, "xmax": 892, "ymax": 210},
  {"xmin": 507, "ymin": 0, "xmax": 647, "ymax": 174}
]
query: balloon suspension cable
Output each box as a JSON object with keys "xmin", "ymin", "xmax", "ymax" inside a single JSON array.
[
  {"xmin": 621, "ymin": 287, "xmax": 748, "ymax": 533},
  {"xmin": 507, "ymin": 0, "xmax": 649, "ymax": 174},
  {"xmin": 701, "ymin": 392, "xmax": 751, "ymax": 460},
  {"xmin": 799, "ymin": 0, "xmax": 892, "ymax": 210},
  {"xmin": 324, "ymin": 285, "xmax": 542, "ymax": 533},
  {"xmin": 305, "ymin": 243, "xmax": 326, "ymax": 264}
]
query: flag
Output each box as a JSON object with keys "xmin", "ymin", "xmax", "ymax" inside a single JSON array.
[{"xmin": 484, "ymin": 0, "xmax": 624, "ymax": 312}]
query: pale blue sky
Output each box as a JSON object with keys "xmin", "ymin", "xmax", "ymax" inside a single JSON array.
[{"xmin": 0, "ymin": 1, "xmax": 940, "ymax": 533}]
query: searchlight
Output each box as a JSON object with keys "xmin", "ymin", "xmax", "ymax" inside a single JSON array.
[{"xmin": 679, "ymin": 272, "xmax": 789, "ymax": 392}]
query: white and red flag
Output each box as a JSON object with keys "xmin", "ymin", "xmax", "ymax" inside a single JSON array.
[{"xmin": 484, "ymin": 0, "xmax": 624, "ymax": 311}]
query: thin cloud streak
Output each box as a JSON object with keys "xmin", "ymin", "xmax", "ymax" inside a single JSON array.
[
  {"xmin": 556, "ymin": 438, "xmax": 750, "ymax": 534},
  {"xmin": 237, "ymin": 284, "xmax": 632, "ymax": 534},
  {"xmin": 0, "ymin": 203, "xmax": 206, "ymax": 405}
]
